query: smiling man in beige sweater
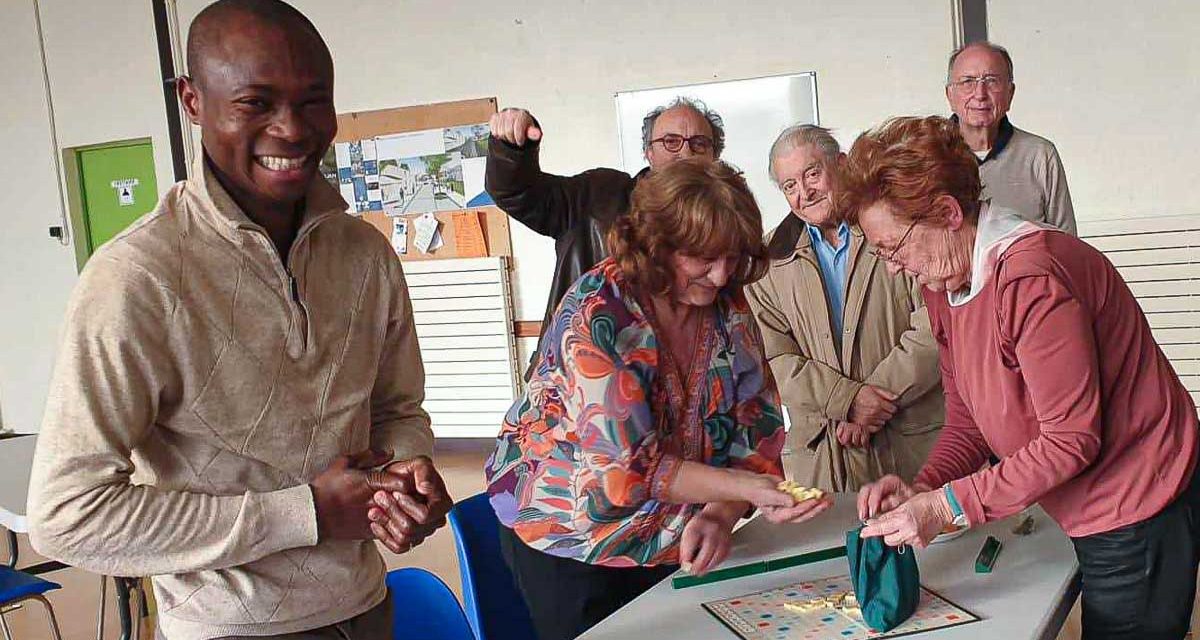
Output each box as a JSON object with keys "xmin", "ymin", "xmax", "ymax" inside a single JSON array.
[{"xmin": 26, "ymin": 1, "xmax": 450, "ymax": 638}]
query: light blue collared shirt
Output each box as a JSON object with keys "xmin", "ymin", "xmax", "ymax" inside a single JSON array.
[{"xmin": 805, "ymin": 221, "xmax": 851, "ymax": 336}]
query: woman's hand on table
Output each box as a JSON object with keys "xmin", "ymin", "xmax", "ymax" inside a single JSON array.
[
  {"xmin": 679, "ymin": 502, "xmax": 741, "ymax": 576},
  {"xmin": 860, "ymin": 488, "xmax": 954, "ymax": 549}
]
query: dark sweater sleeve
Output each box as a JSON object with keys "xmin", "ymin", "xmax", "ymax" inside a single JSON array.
[{"xmin": 484, "ymin": 136, "xmax": 635, "ymax": 240}]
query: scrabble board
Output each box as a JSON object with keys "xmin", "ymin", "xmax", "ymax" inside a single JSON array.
[{"xmin": 702, "ymin": 574, "xmax": 979, "ymax": 640}]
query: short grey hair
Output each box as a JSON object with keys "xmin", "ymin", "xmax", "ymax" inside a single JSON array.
[
  {"xmin": 767, "ymin": 124, "xmax": 840, "ymax": 185},
  {"xmin": 640, "ymin": 97, "xmax": 726, "ymax": 157},
  {"xmin": 946, "ymin": 41, "xmax": 1015, "ymax": 84}
]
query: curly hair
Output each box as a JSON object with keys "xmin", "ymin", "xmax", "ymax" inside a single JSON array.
[
  {"xmin": 641, "ymin": 97, "xmax": 726, "ymax": 157},
  {"xmin": 608, "ymin": 158, "xmax": 767, "ymax": 296},
  {"xmin": 837, "ymin": 116, "xmax": 982, "ymax": 225}
]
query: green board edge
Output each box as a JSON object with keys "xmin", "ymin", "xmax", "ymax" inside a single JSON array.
[{"xmin": 671, "ymin": 545, "xmax": 847, "ymax": 589}]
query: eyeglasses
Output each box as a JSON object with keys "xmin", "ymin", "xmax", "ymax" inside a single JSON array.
[
  {"xmin": 949, "ymin": 74, "xmax": 1009, "ymax": 92},
  {"xmin": 870, "ymin": 219, "xmax": 920, "ymax": 264},
  {"xmin": 650, "ymin": 134, "xmax": 714, "ymax": 154}
]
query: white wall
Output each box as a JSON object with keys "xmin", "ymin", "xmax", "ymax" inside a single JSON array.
[
  {"xmin": 0, "ymin": 2, "xmax": 80, "ymax": 434},
  {"xmin": 989, "ymin": 0, "xmax": 1200, "ymax": 220},
  {"xmin": 0, "ymin": 0, "xmax": 174, "ymax": 432},
  {"xmin": 38, "ymin": 2, "xmax": 178, "ymax": 187},
  {"xmin": 174, "ymin": 0, "xmax": 954, "ymax": 323},
  {"xmin": 5, "ymin": 0, "xmax": 1196, "ymax": 431}
]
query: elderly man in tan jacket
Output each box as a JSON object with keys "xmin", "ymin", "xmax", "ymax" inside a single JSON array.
[{"xmin": 746, "ymin": 125, "xmax": 943, "ymax": 491}]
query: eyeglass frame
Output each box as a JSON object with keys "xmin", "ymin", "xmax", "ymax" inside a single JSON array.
[
  {"xmin": 869, "ymin": 218, "xmax": 920, "ymax": 264},
  {"xmin": 649, "ymin": 134, "xmax": 715, "ymax": 154},
  {"xmin": 948, "ymin": 74, "xmax": 1011, "ymax": 92}
]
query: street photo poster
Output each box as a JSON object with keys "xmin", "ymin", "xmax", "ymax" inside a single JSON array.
[
  {"xmin": 322, "ymin": 123, "xmax": 494, "ymax": 215},
  {"xmin": 329, "ymin": 139, "xmax": 380, "ymax": 213}
]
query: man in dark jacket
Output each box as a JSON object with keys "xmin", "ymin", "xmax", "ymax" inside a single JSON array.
[{"xmin": 485, "ymin": 98, "xmax": 726, "ymax": 376}]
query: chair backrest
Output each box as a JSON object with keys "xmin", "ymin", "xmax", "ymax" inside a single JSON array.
[
  {"xmin": 385, "ymin": 568, "xmax": 474, "ymax": 640},
  {"xmin": 448, "ymin": 493, "xmax": 538, "ymax": 640}
]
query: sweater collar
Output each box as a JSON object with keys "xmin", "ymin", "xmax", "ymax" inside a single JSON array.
[
  {"xmin": 185, "ymin": 153, "xmax": 348, "ymax": 245},
  {"xmin": 947, "ymin": 201, "xmax": 1057, "ymax": 307},
  {"xmin": 949, "ymin": 115, "xmax": 1015, "ymax": 164}
]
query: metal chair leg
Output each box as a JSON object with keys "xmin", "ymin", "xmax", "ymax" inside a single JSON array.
[
  {"xmin": 97, "ymin": 574, "xmax": 108, "ymax": 640},
  {"xmin": 2, "ymin": 530, "xmax": 16, "ymax": 569},
  {"xmin": 115, "ymin": 578, "xmax": 133, "ymax": 640},
  {"xmin": 0, "ymin": 595, "xmax": 62, "ymax": 640},
  {"xmin": 0, "ymin": 608, "xmax": 13, "ymax": 640},
  {"xmin": 31, "ymin": 595, "xmax": 64, "ymax": 640}
]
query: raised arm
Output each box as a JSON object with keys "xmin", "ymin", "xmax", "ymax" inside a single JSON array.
[{"xmin": 485, "ymin": 107, "xmax": 634, "ymax": 239}]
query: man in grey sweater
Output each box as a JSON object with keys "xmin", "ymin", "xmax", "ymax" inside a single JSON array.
[
  {"xmin": 27, "ymin": 1, "xmax": 450, "ymax": 638},
  {"xmin": 946, "ymin": 41, "xmax": 1077, "ymax": 235}
]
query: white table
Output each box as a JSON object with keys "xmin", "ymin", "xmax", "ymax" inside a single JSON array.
[
  {"xmin": 0, "ymin": 434, "xmax": 37, "ymax": 533},
  {"xmin": 581, "ymin": 497, "xmax": 1080, "ymax": 640}
]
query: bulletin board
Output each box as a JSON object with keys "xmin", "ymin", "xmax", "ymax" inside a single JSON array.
[{"xmin": 328, "ymin": 97, "xmax": 511, "ymax": 261}]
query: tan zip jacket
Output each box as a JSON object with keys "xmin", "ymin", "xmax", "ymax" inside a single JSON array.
[
  {"xmin": 746, "ymin": 217, "xmax": 943, "ymax": 491},
  {"xmin": 28, "ymin": 160, "xmax": 431, "ymax": 639}
]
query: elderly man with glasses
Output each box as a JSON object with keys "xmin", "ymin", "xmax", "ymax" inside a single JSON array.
[
  {"xmin": 745, "ymin": 125, "xmax": 944, "ymax": 492},
  {"xmin": 946, "ymin": 41, "xmax": 1077, "ymax": 235},
  {"xmin": 485, "ymin": 97, "xmax": 724, "ymax": 377}
]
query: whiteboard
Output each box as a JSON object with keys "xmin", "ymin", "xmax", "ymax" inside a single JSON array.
[{"xmin": 616, "ymin": 72, "xmax": 820, "ymax": 232}]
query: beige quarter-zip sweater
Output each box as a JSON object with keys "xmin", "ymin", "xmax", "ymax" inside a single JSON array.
[{"xmin": 27, "ymin": 160, "xmax": 432, "ymax": 639}]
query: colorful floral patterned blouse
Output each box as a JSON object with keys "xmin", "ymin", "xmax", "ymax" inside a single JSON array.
[{"xmin": 485, "ymin": 258, "xmax": 786, "ymax": 567}]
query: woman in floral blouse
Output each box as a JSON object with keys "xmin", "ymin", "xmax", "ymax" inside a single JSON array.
[{"xmin": 485, "ymin": 158, "xmax": 832, "ymax": 640}]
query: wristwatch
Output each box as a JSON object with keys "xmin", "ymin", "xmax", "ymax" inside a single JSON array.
[{"xmin": 943, "ymin": 484, "xmax": 969, "ymax": 528}]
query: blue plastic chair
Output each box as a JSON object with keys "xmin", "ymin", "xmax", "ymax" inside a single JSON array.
[
  {"xmin": 448, "ymin": 493, "xmax": 537, "ymax": 640},
  {"xmin": 0, "ymin": 566, "xmax": 63, "ymax": 639},
  {"xmin": 386, "ymin": 567, "xmax": 474, "ymax": 640}
]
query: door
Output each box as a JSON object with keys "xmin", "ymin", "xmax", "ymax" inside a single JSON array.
[{"xmin": 74, "ymin": 139, "xmax": 158, "ymax": 264}]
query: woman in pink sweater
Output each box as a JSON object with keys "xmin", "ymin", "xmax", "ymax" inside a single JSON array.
[{"xmin": 842, "ymin": 116, "xmax": 1199, "ymax": 640}]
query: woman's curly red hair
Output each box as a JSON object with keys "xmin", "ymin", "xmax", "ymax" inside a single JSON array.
[
  {"xmin": 837, "ymin": 116, "xmax": 982, "ymax": 225},
  {"xmin": 608, "ymin": 158, "xmax": 768, "ymax": 296}
]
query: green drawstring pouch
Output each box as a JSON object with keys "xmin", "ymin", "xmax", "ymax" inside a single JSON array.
[{"xmin": 845, "ymin": 525, "xmax": 920, "ymax": 632}]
